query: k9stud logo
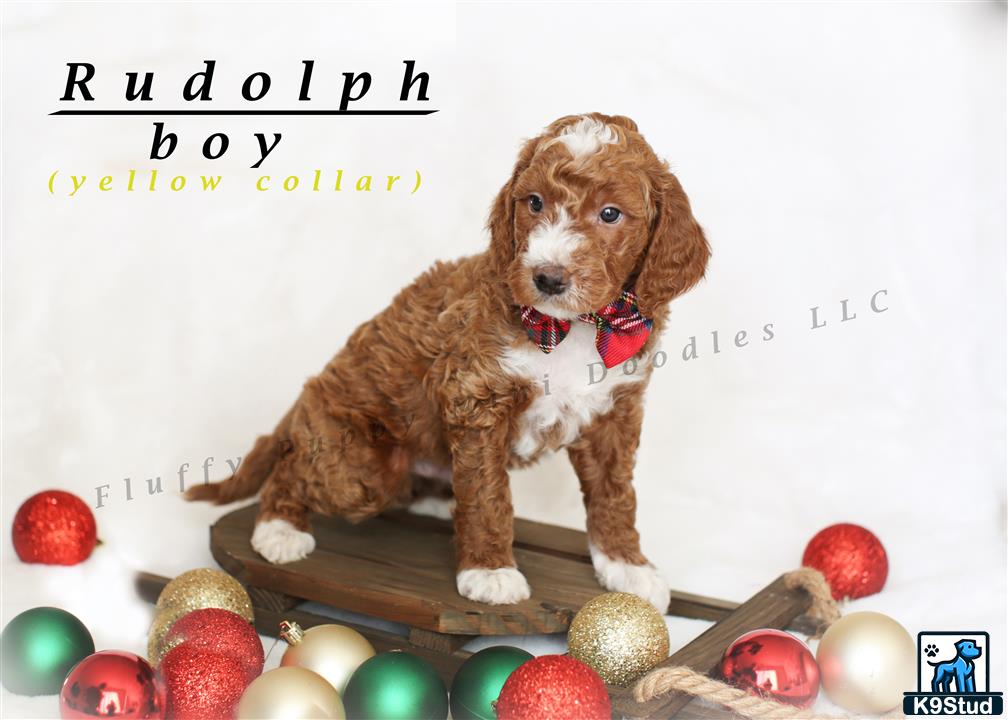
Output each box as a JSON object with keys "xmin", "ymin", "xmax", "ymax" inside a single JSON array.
[{"xmin": 904, "ymin": 632, "xmax": 1003, "ymax": 715}]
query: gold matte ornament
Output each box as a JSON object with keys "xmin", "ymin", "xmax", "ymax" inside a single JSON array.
[
  {"xmin": 816, "ymin": 611, "xmax": 916, "ymax": 714},
  {"xmin": 567, "ymin": 591, "xmax": 670, "ymax": 686},
  {"xmin": 147, "ymin": 567, "xmax": 254, "ymax": 662},
  {"xmin": 237, "ymin": 666, "xmax": 346, "ymax": 719},
  {"xmin": 279, "ymin": 620, "xmax": 376, "ymax": 694}
]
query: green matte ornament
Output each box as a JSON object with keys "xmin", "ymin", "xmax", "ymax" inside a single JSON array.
[
  {"xmin": 343, "ymin": 650, "xmax": 448, "ymax": 720},
  {"xmin": 449, "ymin": 646, "xmax": 533, "ymax": 720},
  {"xmin": 1, "ymin": 607, "xmax": 94, "ymax": 695}
]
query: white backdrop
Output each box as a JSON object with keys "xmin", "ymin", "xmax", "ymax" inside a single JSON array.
[{"xmin": 2, "ymin": 2, "xmax": 1006, "ymax": 717}]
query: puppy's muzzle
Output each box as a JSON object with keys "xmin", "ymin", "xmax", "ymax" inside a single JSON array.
[{"xmin": 533, "ymin": 264, "xmax": 568, "ymax": 296}]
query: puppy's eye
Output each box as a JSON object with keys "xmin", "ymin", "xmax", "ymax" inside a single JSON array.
[
  {"xmin": 600, "ymin": 207, "xmax": 622, "ymax": 224},
  {"xmin": 529, "ymin": 195, "xmax": 543, "ymax": 213}
]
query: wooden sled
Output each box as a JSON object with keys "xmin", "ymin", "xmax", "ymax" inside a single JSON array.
[{"xmin": 136, "ymin": 503, "xmax": 826, "ymax": 719}]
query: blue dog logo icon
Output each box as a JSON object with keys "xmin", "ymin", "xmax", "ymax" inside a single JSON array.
[
  {"xmin": 929, "ymin": 639, "xmax": 981, "ymax": 693},
  {"xmin": 904, "ymin": 631, "xmax": 1003, "ymax": 715}
]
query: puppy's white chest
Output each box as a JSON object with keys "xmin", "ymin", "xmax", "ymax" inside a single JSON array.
[{"xmin": 499, "ymin": 322, "xmax": 646, "ymax": 459}]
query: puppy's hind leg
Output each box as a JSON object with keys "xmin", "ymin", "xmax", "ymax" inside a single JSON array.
[
  {"xmin": 251, "ymin": 457, "xmax": 316, "ymax": 564},
  {"xmin": 407, "ymin": 463, "xmax": 455, "ymax": 520},
  {"xmin": 249, "ymin": 378, "xmax": 414, "ymax": 562}
]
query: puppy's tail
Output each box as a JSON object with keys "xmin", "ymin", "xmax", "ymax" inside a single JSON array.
[{"xmin": 185, "ymin": 408, "xmax": 294, "ymax": 504}]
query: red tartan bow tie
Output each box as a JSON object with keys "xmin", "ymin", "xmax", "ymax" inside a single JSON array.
[{"xmin": 520, "ymin": 289, "xmax": 653, "ymax": 369}]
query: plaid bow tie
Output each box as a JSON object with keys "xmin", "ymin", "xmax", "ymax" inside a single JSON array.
[{"xmin": 520, "ymin": 289, "xmax": 653, "ymax": 369}]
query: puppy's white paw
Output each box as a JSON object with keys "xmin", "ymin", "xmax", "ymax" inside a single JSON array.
[
  {"xmin": 456, "ymin": 567, "xmax": 531, "ymax": 605},
  {"xmin": 589, "ymin": 542, "xmax": 670, "ymax": 613},
  {"xmin": 251, "ymin": 518, "xmax": 316, "ymax": 564},
  {"xmin": 408, "ymin": 497, "xmax": 455, "ymax": 520}
]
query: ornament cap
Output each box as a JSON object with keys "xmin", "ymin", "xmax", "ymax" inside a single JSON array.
[{"xmin": 279, "ymin": 620, "xmax": 304, "ymax": 645}]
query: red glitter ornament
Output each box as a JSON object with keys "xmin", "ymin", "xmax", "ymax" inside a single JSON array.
[
  {"xmin": 802, "ymin": 523, "xmax": 888, "ymax": 600},
  {"xmin": 495, "ymin": 655, "xmax": 611, "ymax": 720},
  {"xmin": 60, "ymin": 650, "xmax": 165, "ymax": 719},
  {"xmin": 719, "ymin": 629, "xmax": 820, "ymax": 708},
  {"xmin": 161, "ymin": 609, "xmax": 263, "ymax": 681},
  {"xmin": 158, "ymin": 645, "xmax": 248, "ymax": 720},
  {"xmin": 12, "ymin": 490, "xmax": 97, "ymax": 565}
]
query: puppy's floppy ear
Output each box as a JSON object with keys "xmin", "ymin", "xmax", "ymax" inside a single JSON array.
[
  {"xmin": 634, "ymin": 166, "xmax": 711, "ymax": 316},
  {"xmin": 487, "ymin": 136, "xmax": 541, "ymax": 276}
]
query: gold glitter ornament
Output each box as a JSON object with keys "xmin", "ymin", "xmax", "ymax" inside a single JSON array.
[
  {"xmin": 147, "ymin": 612, "xmax": 176, "ymax": 664},
  {"xmin": 147, "ymin": 567, "xmax": 254, "ymax": 662},
  {"xmin": 567, "ymin": 591, "xmax": 669, "ymax": 686}
]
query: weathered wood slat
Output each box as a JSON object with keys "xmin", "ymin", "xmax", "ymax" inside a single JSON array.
[
  {"xmin": 206, "ymin": 504, "xmax": 819, "ymax": 637},
  {"xmin": 408, "ymin": 628, "xmax": 475, "ymax": 655},
  {"xmin": 209, "ymin": 505, "xmax": 595, "ymax": 634},
  {"xmin": 246, "ymin": 586, "xmax": 299, "ymax": 614},
  {"xmin": 387, "ymin": 509, "xmax": 592, "ymax": 562}
]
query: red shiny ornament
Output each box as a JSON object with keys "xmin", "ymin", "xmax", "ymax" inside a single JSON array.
[
  {"xmin": 158, "ymin": 645, "xmax": 248, "ymax": 720},
  {"xmin": 60, "ymin": 650, "xmax": 165, "ymax": 719},
  {"xmin": 802, "ymin": 523, "xmax": 888, "ymax": 600},
  {"xmin": 12, "ymin": 490, "xmax": 97, "ymax": 565},
  {"xmin": 719, "ymin": 629, "xmax": 820, "ymax": 708},
  {"xmin": 495, "ymin": 655, "xmax": 611, "ymax": 720},
  {"xmin": 162, "ymin": 609, "xmax": 263, "ymax": 682}
]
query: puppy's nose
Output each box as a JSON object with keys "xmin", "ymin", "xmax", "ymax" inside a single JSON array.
[{"xmin": 533, "ymin": 265, "xmax": 568, "ymax": 296}]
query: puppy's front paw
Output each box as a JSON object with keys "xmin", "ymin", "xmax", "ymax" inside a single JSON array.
[
  {"xmin": 251, "ymin": 518, "xmax": 316, "ymax": 563},
  {"xmin": 456, "ymin": 567, "xmax": 531, "ymax": 605},
  {"xmin": 589, "ymin": 542, "xmax": 670, "ymax": 613}
]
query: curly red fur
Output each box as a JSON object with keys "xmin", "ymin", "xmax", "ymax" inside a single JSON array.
[{"xmin": 187, "ymin": 113, "xmax": 710, "ymax": 600}]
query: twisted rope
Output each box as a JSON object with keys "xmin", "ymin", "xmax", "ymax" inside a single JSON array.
[
  {"xmin": 634, "ymin": 666, "xmax": 835, "ymax": 719},
  {"xmin": 784, "ymin": 566, "xmax": 841, "ymax": 640},
  {"xmin": 632, "ymin": 568, "xmax": 904, "ymax": 719}
]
